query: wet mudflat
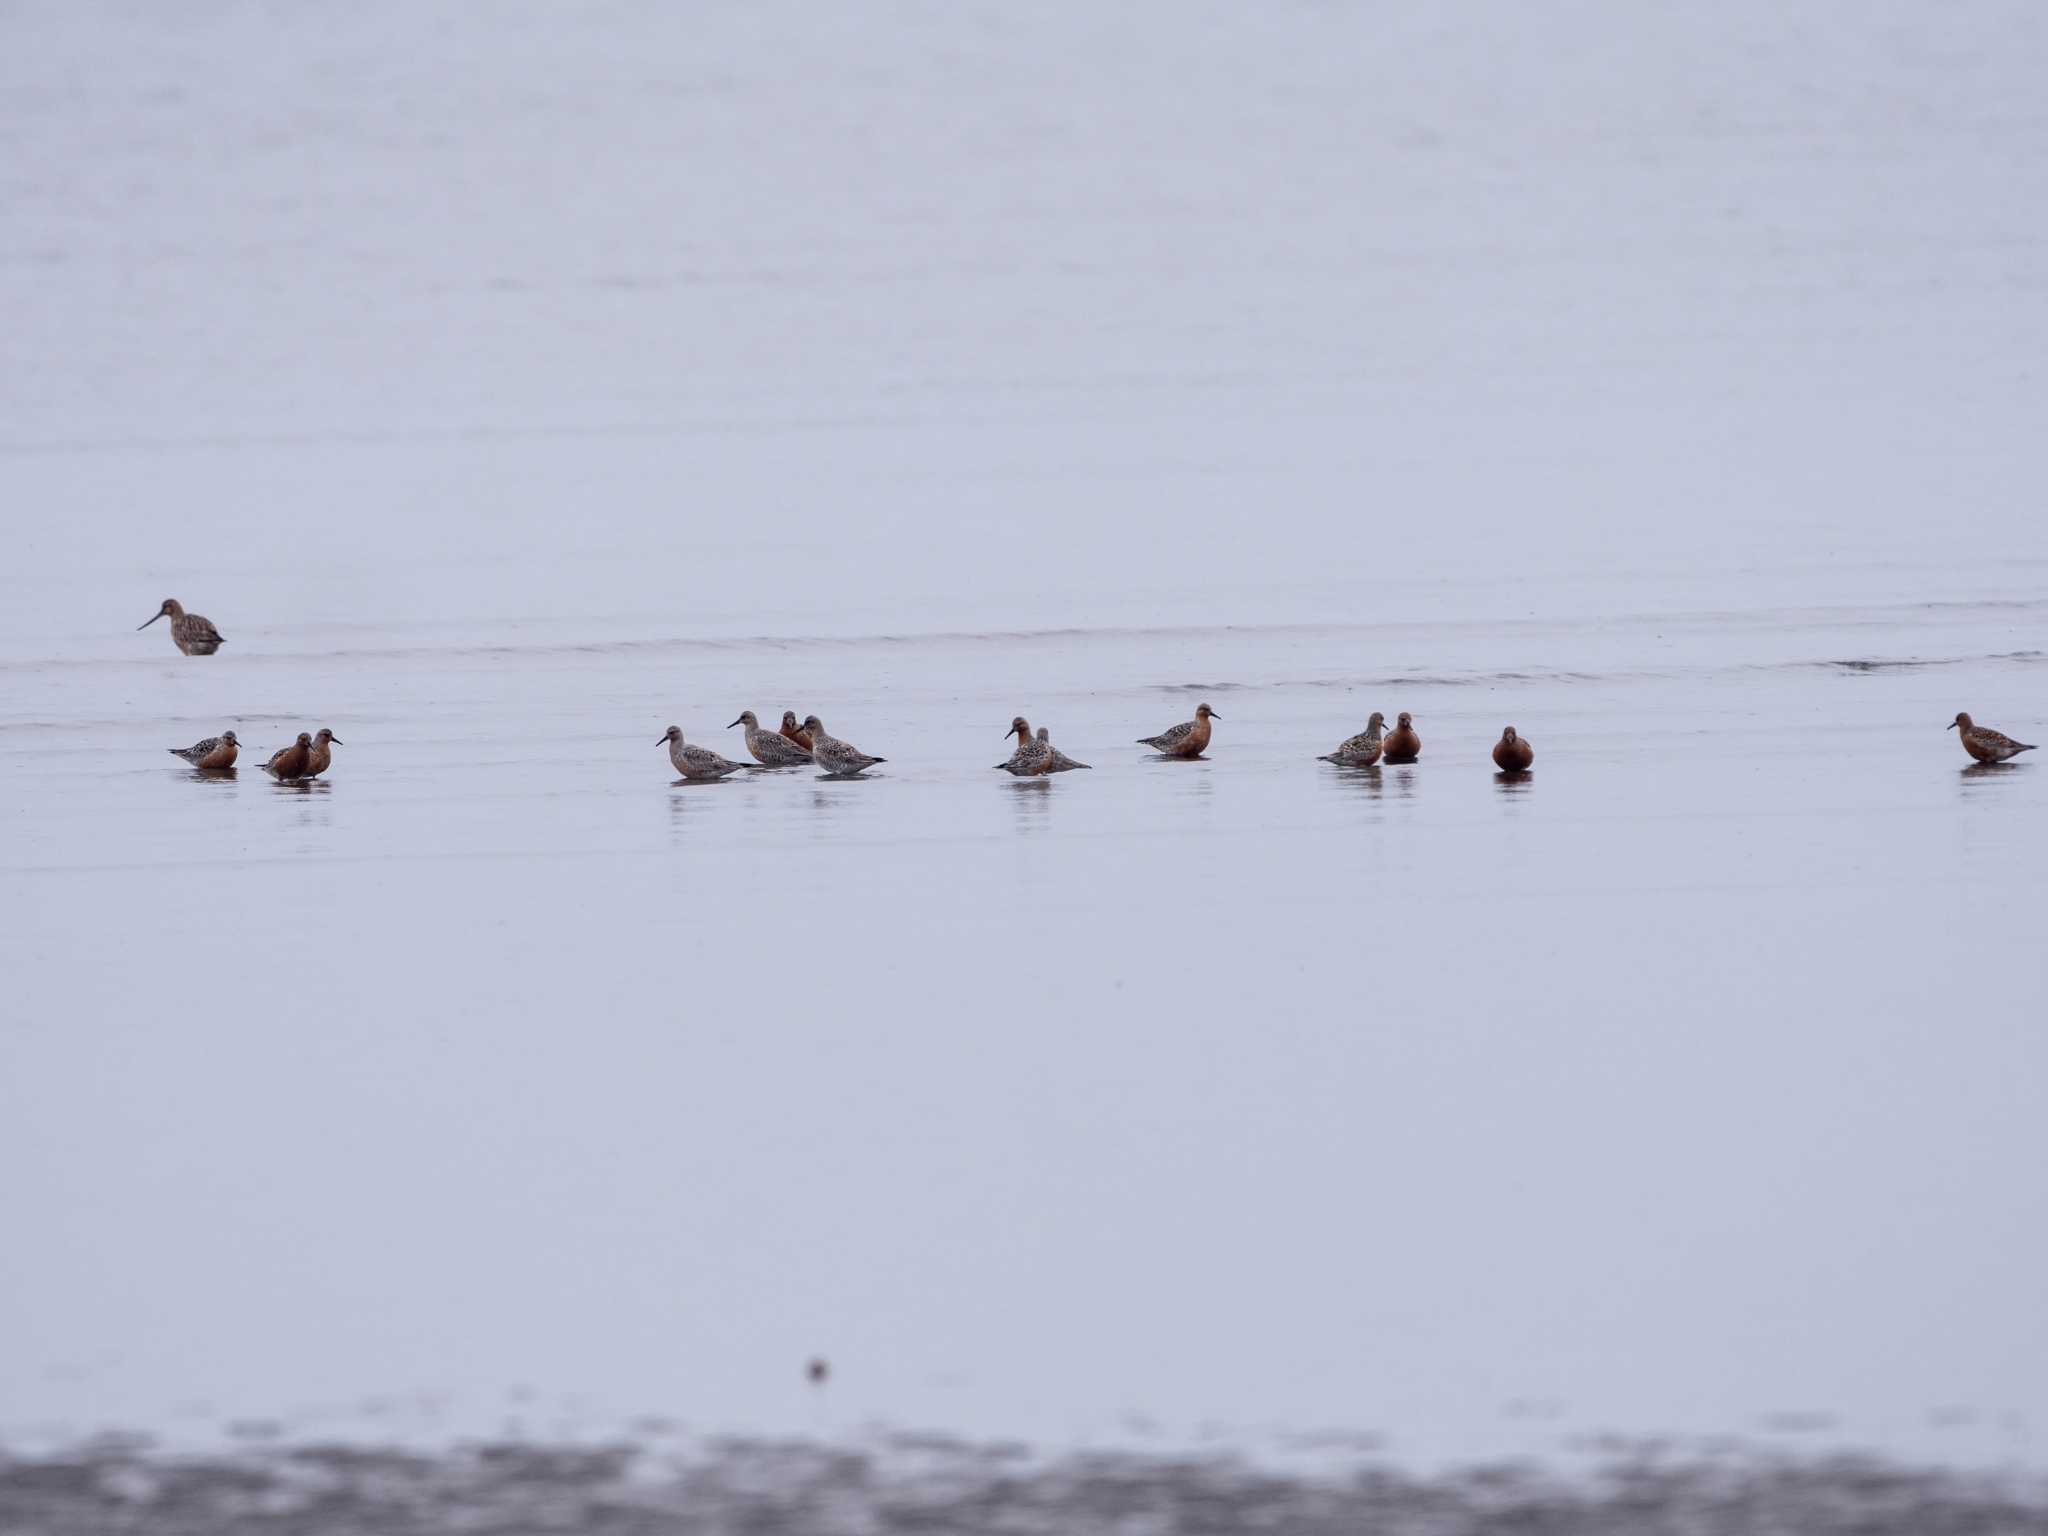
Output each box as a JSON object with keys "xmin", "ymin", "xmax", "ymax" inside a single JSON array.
[{"xmin": 6, "ymin": 1433, "xmax": 2048, "ymax": 1536}]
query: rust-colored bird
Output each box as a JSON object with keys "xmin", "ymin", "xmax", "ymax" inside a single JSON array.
[
  {"xmin": 996, "ymin": 716, "xmax": 1052, "ymax": 776},
  {"xmin": 1950, "ymin": 712, "xmax": 2035, "ymax": 764},
  {"xmin": 1492, "ymin": 726, "xmax": 1534, "ymax": 772},
  {"xmin": 780, "ymin": 711, "xmax": 815, "ymax": 753},
  {"xmin": 1380, "ymin": 711, "xmax": 1421, "ymax": 763},
  {"xmin": 265, "ymin": 732, "xmax": 314, "ymax": 780},
  {"xmin": 169, "ymin": 730, "xmax": 239, "ymax": 769},
  {"xmin": 1137, "ymin": 702, "xmax": 1217, "ymax": 759},
  {"xmin": 302, "ymin": 727, "xmax": 344, "ymax": 779}
]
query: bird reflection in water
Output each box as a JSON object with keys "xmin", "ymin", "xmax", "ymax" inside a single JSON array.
[
  {"xmin": 1009, "ymin": 776, "xmax": 1053, "ymax": 832},
  {"xmin": 1326, "ymin": 763, "xmax": 1384, "ymax": 801},
  {"xmin": 1959, "ymin": 761, "xmax": 2025, "ymax": 793},
  {"xmin": 1494, "ymin": 770, "xmax": 1535, "ymax": 797}
]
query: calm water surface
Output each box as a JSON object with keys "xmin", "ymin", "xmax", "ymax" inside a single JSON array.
[{"xmin": 2, "ymin": 0, "xmax": 2046, "ymax": 1511}]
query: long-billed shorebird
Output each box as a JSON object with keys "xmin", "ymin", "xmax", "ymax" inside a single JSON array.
[
  {"xmin": 803, "ymin": 715, "xmax": 885, "ymax": 777},
  {"xmin": 996, "ymin": 717, "xmax": 1052, "ymax": 776},
  {"xmin": 138, "ymin": 598, "xmax": 225, "ymax": 656},
  {"xmin": 659, "ymin": 725, "xmax": 748, "ymax": 781},
  {"xmin": 1319, "ymin": 712, "xmax": 1386, "ymax": 767},
  {"xmin": 302, "ymin": 727, "xmax": 344, "ymax": 779},
  {"xmin": 780, "ymin": 711, "xmax": 815, "ymax": 753},
  {"xmin": 1492, "ymin": 725, "xmax": 1534, "ymax": 772},
  {"xmin": 1038, "ymin": 726, "xmax": 1091, "ymax": 773},
  {"xmin": 169, "ymin": 730, "xmax": 239, "ymax": 770},
  {"xmin": 1381, "ymin": 711, "xmax": 1421, "ymax": 763},
  {"xmin": 1137, "ymin": 702, "xmax": 1217, "ymax": 759},
  {"xmin": 730, "ymin": 710, "xmax": 814, "ymax": 767},
  {"xmin": 265, "ymin": 732, "xmax": 313, "ymax": 780},
  {"xmin": 1950, "ymin": 712, "xmax": 2036, "ymax": 764}
]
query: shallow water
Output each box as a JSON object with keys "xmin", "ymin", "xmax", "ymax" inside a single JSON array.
[
  {"xmin": 4, "ymin": 607, "xmax": 2043, "ymax": 1470},
  {"xmin": 3, "ymin": 0, "xmax": 2047, "ymax": 1495}
]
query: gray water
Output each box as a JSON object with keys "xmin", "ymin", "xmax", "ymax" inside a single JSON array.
[{"xmin": 3, "ymin": 0, "xmax": 2046, "ymax": 1513}]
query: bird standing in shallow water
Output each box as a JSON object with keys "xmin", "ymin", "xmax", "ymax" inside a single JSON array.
[
  {"xmin": 996, "ymin": 717, "xmax": 1052, "ymax": 776},
  {"xmin": 169, "ymin": 731, "xmax": 239, "ymax": 769},
  {"xmin": 1381, "ymin": 712, "xmax": 1421, "ymax": 763},
  {"xmin": 1950, "ymin": 712, "xmax": 2035, "ymax": 763},
  {"xmin": 138, "ymin": 598, "xmax": 225, "ymax": 656},
  {"xmin": 780, "ymin": 711, "xmax": 815, "ymax": 753},
  {"xmin": 804, "ymin": 715, "xmax": 885, "ymax": 776},
  {"xmin": 301, "ymin": 728, "xmax": 344, "ymax": 779},
  {"xmin": 1492, "ymin": 726, "xmax": 1534, "ymax": 772},
  {"xmin": 730, "ymin": 710, "xmax": 813, "ymax": 766},
  {"xmin": 1137, "ymin": 703, "xmax": 1217, "ymax": 758},
  {"xmin": 1038, "ymin": 726, "xmax": 1090, "ymax": 773},
  {"xmin": 1319, "ymin": 712, "xmax": 1386, "ymax": 767},
  {"xmin": 659, "ymin": 726, "xmax": 748, "ymax": 781},
  {"xmin": 265, "ymin": 732, "xmax": 313, "ymax": 780}
]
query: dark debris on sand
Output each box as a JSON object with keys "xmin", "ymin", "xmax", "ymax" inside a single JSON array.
[{"xmin": 3, "ymin": 1435, "xmax": 2047, "ymax": 1536}]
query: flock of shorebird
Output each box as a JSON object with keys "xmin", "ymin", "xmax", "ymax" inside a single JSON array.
[
  {"xmin": 168, "ymin": 727, "xmax": 343, "ymax": 780},
  {"xmin": 142, "ymin": 596, "xmax": 2039, "ymax": 781},
  {"xmin": 658, "ymin": 702, "xmax": 1533, "ymax": 779}
]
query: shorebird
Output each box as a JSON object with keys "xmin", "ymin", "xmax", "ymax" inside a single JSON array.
[
  {"xmin": 265, "ymin": 732, "xmax": 313, "ymax": 780},
  {"xmin": 659, "ymin": 725, "xmax": 748, "ymax": 781},
  {"xmin": 1950, "ymin": 712, "xmax": 2036, "ymax": 764},
  {"xmin": 995, "ymin": 717, "xmax": 1052, "ymax": 776},
  {"xmin": 138, "ymin": 598, "xmax": 225, "ymax": 656},
  {"xmin": 1492, "ymin": 726, "xmax": 1534, "ymax": 772},
  {"xmin": 1319, "ymin": 712, "xmax": 1386, "ymax": 767},
  {"xmin": 780, "ymin": 711, "xmax": 815, "ymax": 753},
  {"xmin": 1038, "ymin": 726, "xmax": 1091, "ymax": 773},
  {"xmin": 730, "ymin": 710, "xmax": 814, "ymax": 766},
  {"xmin": 302, "ymin": 727, "xmax": 344, "ymax": 779},
  {"xmin": 168, "ymin": 730, "xmax": 239, "ymax": 770},
  {"xmin": 803, "ymin": 715, "xmax": 885, "ymax": 777},
  {"xmin": 1381, "ymin": 711, "xmax": 1421, "ymax": 763},
  {"xmin": 1137, "ymin": 702, "xmax": 1217, "ymax": 758}
]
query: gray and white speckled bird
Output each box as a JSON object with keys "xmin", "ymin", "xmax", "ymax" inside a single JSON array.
[
  {"xmin": 1037, "ymin": 726, "xmax": 1090, "ymax": 773},
  {"xmin": 169, "ymin": 730, "xmax": 240, "ymax": 769},
  {"xmin": 729, "ymin": 710, "xmax": 814, "ymax": 767},
  {"xmin": 1137, "ymin": 702, "xmax": 1217, "ymax": 758},
  {"xmin": 1319, "ymin": 712, "xmax": 1386, "ymax": 767},
  {"xmin": 659, "ymin": 725, "xmax": 748, "ymax": 781},
  {"xmin": 803, "ymin": 715, "xmax": 885, "ymax": 777},
  {"xmin": 138, "ymin": 598, "xmax": 225, "ymax": 656},
  {"xmin": 995, "ymin": 717, "xmax": 1052, "ymax": 776}
]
